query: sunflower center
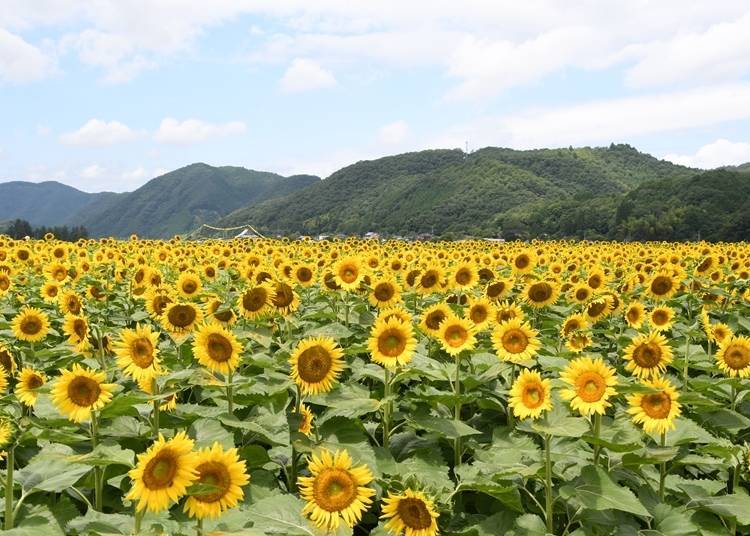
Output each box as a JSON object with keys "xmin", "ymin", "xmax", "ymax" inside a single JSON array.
[
  {"xmin": 587, "ymin": 301, "xmax": 607, "ymax": 317},
  {"xmin": 242, "ymin": 288, "xmax": 267, "ymax": 312},
  {"xmin": 575, "ymin": 372, "xmax": 606, "ymax": 403},
  {"xmin": 167, "ymin": 305, "xmax": 196, "ymax": 328},
  {"xmin": 425, "ymin": 311, "xmax": 446, "ymax": 331},
  {"xmin": 455, "ymin": 268, "xmax": 472, "ymax": 285},
  {"xmin": 515, "ymin": 255, "xmax": 529, "ymax": 269},
  {"xmin": 502, "ymin": 329, "xmax": 528, "ymax": 354},
  {"xmin": 297, "ymin": 346, "xmax": 333, "ymax": 383},
  {"xmin": 563, "ymin": 320, "xmax": 581, "ymax": 337},
  {"xmin": 272, "ymin": 283, "xmax": 294, "ymax": 308},
  {"xmin": 153, "ymin": 295, "xmax": 172, "ymax": 315},
  {"xmin": 73, "ymin": 319, "xmax": 87, "ymax": 340},
  {"xmin": 297, "ymin": 267, "xmax": 313, "ymax": 282},
  {"xmin": 641, "ymin": 392, "xmax": 671, "ymax": 419},
  {"xmin": 576, "ymin": 289, "xmax": 589, "ymax": 301},
  {"xmin": 529, "ymin": 282, "xmax": 552, "ymax": 303},
  {"xmin": 142, "ymin": 451, "xmax": 178, "ymax": 490},
  {"xmin": 651, "ymin": 276, "xmax": 673, "ymax": 296},
  {"xmin": 378, "ymin": 330, "xmax": 406, "ymax": 357},
  {"xmin": 652, "ymin": 310, "xmax": 669, "ymax": 325},
  {"xmin": 131, "ymin": 338, "xmax": 155, "ymax": 368},
  {"xmin": 213, "ymin": 307, "xmax": 234, "ymax": 322},
  {"xmin": 632, "ymin": 342, "xmax": 663, "ymax": 368},
  {"xmin": 26, "ymin": 374, "xmax": 43, "ymax": 389},
  {"xmin": 182, "ymin": 281, "xmax": 198, "ymax": 294},
  {"xmin": 522, "ymin": 384, "xmax": 545, "ymax": 409},
  {"xmin": 626, "ymin": 308, "xmax": 640, "ymax": 323},
  {"xmin": 67, "ymin": 298, "xmax": 81, "ymax": 315},
  {"xmin": 374, "ymin": 283, "xmax": 394, "ymax": 302},
  {"xmin": 0, "ymin": 278, "xmax": 9, "ymax": 291},
  {"xmin": 67, "ymin": 376, "xmax": 101, "ymax": 407},
  {"xmin": 339, "ymin": 265, "xmax": 358, "ymax": 284},
  {"xmin": 0, "ymin": 350, "xmax": 13, "ymax": 371},
  {"xmin": 420, "ymin": 271, "xmax": 438, "ymax": 289},
  {"xmin": 20, "ymin": 317, "xmax": 42, "ymax": 336},
  {"xmin": 312, "ymin": 468, "xmax": 357, "ymax": 512},
  {"xmin": 444, "ymin": 325, "xmax": 468, "ymax": 347},
  {"xmin": 470, "ymin": 306, "xmax": 488, "ymax": 324},
  {"xmin": 207, "ymin": 333, "xmax": 234, "ymax": 362},
  {"xmin": 396, "ymin": 497, "xmax": 433, "ymax": 530},
  {"xmin": 723, "ymin": 344, "xmax": 750, "ymax": 370},
  {"xmin": 487, "ymin": 282, "xmax": 505, "ymax": 298},
  {"xmin": 497, "ymin": 309, "xmax": 516, "ymax": 322},
  {"xmin": 193, "ymin": 461, "xmax": 231, "ymax": 503}
]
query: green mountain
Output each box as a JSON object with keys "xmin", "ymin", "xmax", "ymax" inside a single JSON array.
[
  {"xmin": 217, "ymin": 144, "xmax": 698, "ymax": 238},
  {"xmin": 0, "ymin": 181, "xmax": 116, "ymax": 227},
  {"xmin": 73, "ymin": 164, "xmax": 319, "ymax": 237}
]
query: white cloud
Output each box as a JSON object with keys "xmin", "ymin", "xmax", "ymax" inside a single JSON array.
[
  {"xmin": 60, "ymin": 119, "xmax": 138, "ymax": 146},
  {"xmin": 81, "ymin": 164, "xmax": 105, "ymax": 179},
  {"xmin": 279, "ymin": 58, "xmax": 336, "ymax": 93},
  {"xmin": 378, "ymin": 120, "xmax": 409, "ymax": 144},
  {"xmin": 663, "ymin": 139, "xmax": 750, "ymax": 169},
  {"xmin": 432, "ymin": 83, "xmax": 750, "ymax": 149},
  {"xmin": 0, "ymin": 28, "xmax": 53, "ymax": 83},
  {"xmin": 154, "ymin": 118, "xmax": 247, "ymax": 144}
]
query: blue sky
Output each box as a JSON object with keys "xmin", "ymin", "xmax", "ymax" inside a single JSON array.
[{"xmin": 2, "ymin": 1, "xmax": 750, "ymax": 192}]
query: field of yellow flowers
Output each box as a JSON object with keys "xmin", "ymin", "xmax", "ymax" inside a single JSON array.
[{"xmin": 0, "ymin": 236, "xmax": 748, "ymax": 535}]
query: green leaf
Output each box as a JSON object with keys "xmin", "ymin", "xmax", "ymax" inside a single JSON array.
[
  {"xmin": 66, "ymin": 443, "xmax": 135, "ymax": 468},
  {"xmin": 563, "ymin": 465, "xmax": 650, "ymax": 517},
  {"xmin": 16, "ymin": 458, "xmax": 91, "ymax": 493},
  {"xmin": 98, "ymin": 392, "xmax": 147, "ymax": 419},
  {"xmin": 245, "ymin": 494, "xmax": 332, "ymax": 536},
  {"xmin": 190, "ymin": 418, "xmax": 235, "ymax": 449},
  {"xmin": 409, "ymin": 415, "xmax": 482, "ymax": 439},
  {"xmin": 220, "ymin": 414, "xmax": 287, "ymax": 446},
  {"xmin": 688, "ymin": 493, "xmax": 750, "ymax": 525}
]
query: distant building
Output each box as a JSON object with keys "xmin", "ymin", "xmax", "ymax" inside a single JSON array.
[{"xmin": 234, "ymin": 228, "xmax": 262, "ymax": 239}]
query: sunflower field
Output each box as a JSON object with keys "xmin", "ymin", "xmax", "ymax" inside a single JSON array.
[{"xmin": 0, "ymin": 236, "xmax": 748, "ymax": 535}]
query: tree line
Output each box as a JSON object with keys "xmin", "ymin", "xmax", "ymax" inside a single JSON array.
[{"xmin": 1, "ymin": 219, "xmax": 89, "ymax": 241}]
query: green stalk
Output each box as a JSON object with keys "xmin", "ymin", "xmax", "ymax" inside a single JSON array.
[
  {"xmin": 508, "ymin": 364, "xmax": 516, "ymax": 430},
  {"xmin": 383, "ymin": 368, "xmax": 392, "ymax": 448},
  {"xmin": 290, "ymin": 386, "xmax": 302, "ymax": 492},
  {"xmin": 91, "ymin": 412, "xmax": 103, "ymax": 511},
  {"xmin": 196, "ymin": 517, "xmax": 203, "ymax": 536},
  {"xmin": 544, "ymin": 433, "xmax": 553, "ymax": 534},
  {"xmin": 226, "ymin": 370, "xmax": 234, "ymax": 414},
  {"xmin": 659, "ymin": 431, "xmax": 667, "ymax": 502},
  {"xmin": 682, "ymin": 335, "xmax": 691, "ymax": 393},
  {"xmin": 133, "ymin": 507, "xmax": 143, "ymax": 534},
  {"xmin": 151, "ymin": 378, "xmax": 160, "ymax": 440},
  {"xmin": 592, "ymin": 413, "xmax": 602, "ymax": 467},
  {"xmin": 454, "ymin": 353, "xmax": 462, "ymax": 469},
  {"xmin": 4, "ymin": 446, "xmax": 14, "ymax": 530}
]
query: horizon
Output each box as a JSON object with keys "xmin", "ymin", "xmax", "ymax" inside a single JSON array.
[{"xmin": 3, "ymin": 2, "xmax": 750, "ymax": 192}]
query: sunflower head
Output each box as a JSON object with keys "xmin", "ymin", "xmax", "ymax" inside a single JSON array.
[
  {"xmin": 162, "ymin": 302, "xmax": 203, "ymax": 334},
  {"xmin": 192, "ymin": 323, "xmax": 243, "ymax": 375},
  {"xmin": 11, "ymin": 306, "xmax": 50, "ymax": 343},
  {"xmin": 438, "ymin": 315, "xmax": 478, "ymax": 357},
  {"xmin": 523, "ymin": 279, "xmax": 559, "ymax": 308},
  {"xmin": 369, "ymin": 278, "xmax": 402, "ymax": 308},
  {"xmin": 627, "ymin": 377, "xmax": 682, "ymax": 434},
  {"xmin": 625, "ymin": 302, "xmax": 645, "ymax": 328},
  {"xmin": 509, "ymin": 369, "xmax": 552, "ymax": 420},
  {"xmin": 51, "ymin": 364, "xmax": 116, "ymax": 422},
  {"xmin": 238, "ymin": 283, "xmax": 275, "ymax": 319},
  {"xmin": 290, "ymin": 337, "xmax": 345, "ymax": 395},
  {"xmin": 623, "ymin": 332, "xmax": 673, "ymax": 379},
  {"xmin": 649, "ymin": 306, "xmax": 674, "ymax": 332},
  {"xmin": 369, "ymin": 317, "xmax": 417, "ymax": 368},
  {"xmin": 716, "ymin": 335, "xmax": 750, "ymax": 378},
  {"xmin": 381, "ymin": 488, "xmax": 439, "ymax": 536},
  {"xmin": 114, "ymin": 324, "xmax": 161, "ymax": 382},
  {"xmin": 560, "ymin": 357, "xmax": 618, "ymax": 416},
  {"xmin": 419, "ymin": 303, "xmax": 451, "ymax": 335},
  {"xmin": 492, "ymin": 318, "xmax": 540, "ymax": 364},
  {"xmin": 183, "ymin": 442, "xmax": 249, "ymax": 520}
]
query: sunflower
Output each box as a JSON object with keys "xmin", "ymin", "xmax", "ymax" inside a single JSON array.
[
  {"xmin": 126, "ymin": 432, "xmax": 199, "ymax": 513},
  {"xmin": 523, "ymin": 280, "xmax": 559, "ymax": 308},
  {"xmin": 495, "ymin": 300, "xmax": 524, "ymax": 324},
  {"xmin": 161, "ymin": 302, "xmax": 203, "ymax": 334},
  {"xmin": 207, "ymin": 297, "xmax": 237, "ymax": 326},
  {"xmin": 271, "ymin": 281, "xmax": 300, "ymax": 316},
  {"xmin": 290, "ymin": 337, "xmax": 345, "ymax": 395},
  {"xmin": 627, "ymin": 377, "xmax": 681, "ymax": 434},
  {"xmin": 299, "ymin": 449, "xmax": 375, "ymax": 531},
  {"xmin": 438, "ymin": 315, "xmax": 477, "ymax": 357},
  {"xmin": 160, "ymin": 393, "xmax": 177, "ymax": 412},
  {"xmin": 144, "ymin": 288, "xmax": 174, "ymax": 319},
  {"xmin": 299, "ymin": 403, "xmax": 314, "ymax": 436},
  {"xmin": 0, "ymin": 367, "xmax": 7, "ymax": 393},
  {"xmin": 40, "ymin": 281, "xmax": 59, "ymax": 302},
  {"xmin": 183, "ymin": 442, "xmax": 249, "ymax": 520},
  {"xmin": 0, "ymin": 418, "xmax": 13, "ymax": 449},
  {"xmin": 51, "ymin": 364, "xmax": 116, "ymax": 422},
  {"xmin": 511, "ymin": 250, "xmax": 537, "ymax": 274},
  {"xmin": 63, "ymin": 314, "xmax": 90, "ymax": 352},
  {"xmin": 509, "ymin": 369, "xmax": 552, "ymax": 420},
  {"xmin": 369, "ymin": 277, "xmax": 402, "ymax": 308},
  {"xmin": 492, "ymin": 318, "xmax": 540, "ymax": 364},
  {"xmin": 584, "ymin": 296, "xmax": 613, "ymax": 324},
  {"xmin": 377, "ymin": 306, "xmax": 412, "ymax": 326},
  {"xmin": 708, "ymin": 323, "xmax": 733, "ymax": 344},
  {"xmin": 466, "ymin": 296, "xmax": 495, "ymax": 330},
  {"xmin": 566, "ymin": 331, "xmax": 592, "ymax": 353},
  {"xmin": 334, "ymin": 257, "xmax": 366, "ymax": 291},
  {"xmin": 486, "ymin": 278, "xmax": 512, "ymax": 302},
  {"xmin": 381, "ymin": 488, "xmax": 439, "ymax": 536},
  {"xmin": 416, "ymin": 268, "xmax": 444, "ymax": 295},
  {"xmin": 114, "ymin": 324, "xmax": 161, "ymax": 382},
  {"xmin": 646, "ymin": 270, "xmax": 678, "ymax": 301},
  {"xmin": 11, "ymin": 306, "xmax": 50, "ymax": 342},
  {"xmin": 0, "ymin": 344, "xmax": 16, "ymax": 375},
  {"xmin": 176, "ymin": 272, "xmax": 202, "ymax": 298},
  {"xmin": 59, "ymin": 290, "xmax": 83, "ymax": 316},
  {"xmin": 0, "ymin": 271, "xmax": 11, "ymax": 296},
  {"xmin": 451, "ymin": 263, "xmax": 478, "ymax": 289},
  {"xmin": 293, "ymin": 264, "xmax": 317, "ymax": 287},
  {"xmin": 560, "ymin": 313, "xmax": 588, "ymax": 338},
  {"xmin": 569, "ymin": 283, "xmax": 593, "ymax": 304},
  {"xmin": 15, "ymin": 367, "xmax": 47, "ymax": 407},
  {"xmin": 649, "ymin": 306, "xmax": 674, "ymax": 332},
  {"xmin": 193, "ymin": 323, "xmax": 243, "ymax": 375},
  {"xmin": 624, "ymin": 302, "xmax": 646, "ymax": 329},
  {"xmin": 237, "ymin": 284, "xmax": 275, "ymax": 320},
  {"xmin": 419, "ymin": 303, "xmax": 451, "ymax": 336},
  {"xmin": 369, "ymin": 318, "xmax": 417, "ymax": 368},
  {"xmin": 716, "ymin": 336, "xmax": 750, "ymax": 378},
  {"xmin": 560, "ymin": 357, "xmax": 618, "ymax": 416},
  {"xmin": 623, "ymin": 332, "xmax": 673, "ymax": 379}
]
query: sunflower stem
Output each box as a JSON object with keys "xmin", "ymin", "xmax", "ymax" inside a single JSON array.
[
  {"xmin": 544, "ymin": 433, "xmax": 553, "ymax": 534},
  {"xmin": 508, "ymin": 364, "xmax": 516, "ymax": 430},
  {"xmin": 453, "ymin": 353, "xmax": 462, "ymax": 469},
  {"xmin": 592, "ymin": 413, "xmax": 602, "ymax": 467},
  {"xmin": 383, "ymin": 367, "xmax": 392, "ymax": 449},
  {"xmin": 4, "ymin": 446, "xmax": 14, "ymax": 530},
  {"xmin": 226, "ymin": 371, "xmax": 234, "ymax": 414},
  {"xmin": 91, "ymin": 411, "xmax": 103, "ymax": 511},
  {"xmin": 730, "ymin": 385, "xmax": 738, "ymax": 412},
  {"xmin": 133, "ymin": 507, "xmax": 143, "ymax": 534},
  {"xmin": 290, "ymin": 386, "xmax": 301, "ymax": 492},
  {"xmin": 196, "ymin": 517, "xmax": 203, "ymax": 536},
  {"xmin": 151, "ymin": 378, "xmax": 160, "ymax": 440},
  {"xmin": 659, "ymin": 431, "xmax": 667, "ymax": 502},
  {"xmin": 682, "ymin": 335, "xmax": 691, "ymax": 393}
]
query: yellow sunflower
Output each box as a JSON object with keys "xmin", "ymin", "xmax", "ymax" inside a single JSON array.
[
  {"xmin": 559, "ymin": 357, "xmax": 618, "ymax": 416},
  {"xmin": 192, "ymin": 323, "xmax": 243, "ymax": 375},
  {"xmin": 709, "ymin": 323, "xmax": 733, "ymax": 345},
  {"xmin": 381, "ymin": 488, "xmax": 439, "ymax": 536},
  {"xmin": 334, "ymin": 256, "xmax": 366, "ymax": 291},
  {"xmin": 144, "ymin": 288, "xmax": 174, "ymax": 319},
  {"xmin": 237, "ymin": 283, "xmax": 275, "ymax": 320},
  {"xmin": 646, "ymin": 270, "xmax": 678, "ymax": 301},
  {"xmin": 11, "ymin": 306, "xmax": 50, "ymax": 343},
  {"xmin": 523, "ymin": 280, "xmax": 559, "ymax": 308},
  {"xmin": 649, "ymin": 306, "xmax": 674, "ymax": 332},
  {"xmin": 438, "ymin": 315, "xmax": 477, "ymax": 357},
  {"xmin": 51, "ymin": 364, "xmax": 116, "ymax": 422},
  {"xmin": 0, "ymin": 418, "xmax": 13, "ymax": 448},
  {"xmin": 623, "ymin": 332, "xmax": 673, "ymax": 379},
  {"xmin": 377, "ymin": 306, "xmax": 412, "ymax": 326},
  {"xmin": 161, "ymin": 302, "xmax": 203, "ymax": 334},
  {"xmin": 369, "ymin": 317, "xmax": 417, "ymax": 368},
  {"xmin": 40, "ymin": 281, "xmax": 59, "ymax": 302},
  {"xmin": 369, "ymin": 278, "xmax": 402, "ymax": 308},
  {"xmin": 299, "ymin": 403, "xmax": 314, "ymax": 436},
  {"xmin": 62, "ymin": 314, "xmax": 90, "ymax": 352},
  {"xmin": 466, "ymin": 296, "xmax": 495, "ymax": 330},
  {"xmin": 486, "ymin": 278, "xmax": 513, "ymax": 302},
  {"xmin": 419, "ymin": 303, "xmax": 451, "ymax": 336},
  {"xmin": 716, "ymin": 335, "xmax": 750, "ymax": 378},
  {"xmin": 299, "ymin": 449, "xmax": 375, "ymax": 531},
  {"xmin": 207, "ymin": 297, "xmax": 237, "ymax": 326},
  {"xmin": 495, "ymin": 300, "xmax": 525, "ymax": 324},
  {"xmin": 176, "ymin": 271, "xmax": 202, "ymax": 298},
  {"xmin": 0, "ymin": 343, "xmax": 16, "ymax": 375},
  {"xmin": 290, "ymin": 337, "xmax": 345, "ymax": 395},
  {"xmin": 569, "ymin": 283, "xmax": 593, "ymax": 304},
  {"xmin": 15, "ymin": 367, "xmax": 47, "ymax": 406},
  {"xmin": 451, "ymin": 262, "xmax": 478, "ymax": 289},
  {"xmin": 565, "ymin": 331, "xmax": 592, "ymax": 353},
  {"xmin": 624, "ymin": 302, "xmax": 646, "ymax": 329},
  {"xmin": 492, "ymin": 318, "xmax": 540, "ymax": 364},
  {"xmin": 509, "ymin": 369, "xmax": 552, "ymax": 420},
  {"xmin": 627, "ymin": 377, "xmax": 681, "ymax": 434},
  {"xmin": 126, "ymin": 432, "xmax": 199, "ymax": 513},
  {"xmin": 511, "ymin": 250, "xmax": 537, "ymax": 274},
  {"xmin": 114, "ymin": 324, "xmax": 161, "ymax": 382},
  {"xmin": 416, "ymin": 267, "xmax": 444, "ymax": 296},
  {"xmin": 271, "ymin": 281, "xmax": 300, "ymax": 316},
  {"xmin": 183, "ymin": 442, "xmax": 249, "ymax": 520},
  {"xmin": 59, "ymin": 290, "xmax": 84, "ymax": 316}
]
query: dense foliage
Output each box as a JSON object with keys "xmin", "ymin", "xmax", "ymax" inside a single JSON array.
[
  {"xmin": 0, "ymin": 236, "xmax": 748, "ymax": 535},
  {"xmin": 1, "ymin": 219, "xmax": 89, "ymax": 241}
]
